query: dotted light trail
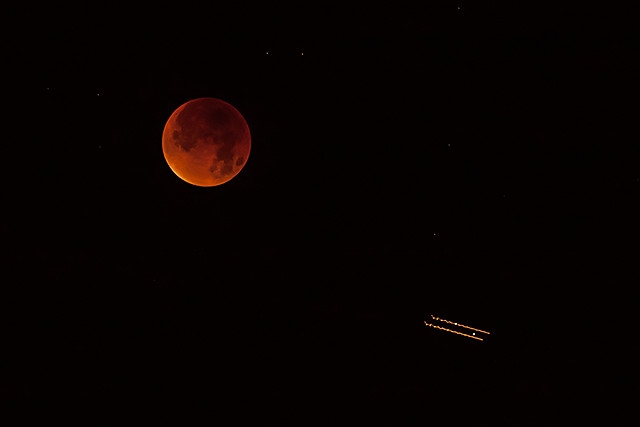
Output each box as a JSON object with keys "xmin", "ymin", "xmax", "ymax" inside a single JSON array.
[
  {"xmin": 424, "ymin": 321, "xmax": 484, "ymax": 341},
  {"xmin": 430, "ymin": 315, "xmax": 490, "ymax": 336}
]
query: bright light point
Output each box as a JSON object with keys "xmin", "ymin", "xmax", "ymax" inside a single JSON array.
[{"xmin": 472, "ymin": 333, "xmax": 475, "ymax": 336}]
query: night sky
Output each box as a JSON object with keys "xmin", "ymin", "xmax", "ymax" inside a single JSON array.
[{"xmin": 4, "ymin": 2, "xmax": 638, "ymax": 425}]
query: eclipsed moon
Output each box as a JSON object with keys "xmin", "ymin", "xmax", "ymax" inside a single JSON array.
[{"xmin": 162, "ymin": 97, "xmax": 251, "ymax": 186}]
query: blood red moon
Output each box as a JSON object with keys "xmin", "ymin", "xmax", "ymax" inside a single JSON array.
[{"xmin": 162, "ymin": 97, "xmax": 251, "ymax": 186}]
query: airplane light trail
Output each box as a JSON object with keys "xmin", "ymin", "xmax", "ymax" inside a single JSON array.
[
  {"xmin": 424, "ymin": 321, "xmax": 484, "ymax": 341},
  {"xmin": 430, "ymin": 315, "xmax": 490, "ymax": 335},
  {"xmin": 424, "ymin": 315, "xmax": 491, "ymax": 341}
]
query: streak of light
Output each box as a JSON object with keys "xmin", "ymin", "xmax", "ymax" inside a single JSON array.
[
  {"xmin": 430, "ymin": 315, "xmax": 490, "ymax": 335},
  {"xmin": 424, "ymin": 321, "xmax": 483, "ymax": 341}
]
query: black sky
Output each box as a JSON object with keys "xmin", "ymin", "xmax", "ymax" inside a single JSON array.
[{"xmin": 3, "ymin": 2, "xmax": 639, "ymax": 425}]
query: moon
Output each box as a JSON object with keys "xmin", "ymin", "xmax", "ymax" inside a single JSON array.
[{"xmin": 162, "ymin": 97, "xmax": 251, "ymax": 186}]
